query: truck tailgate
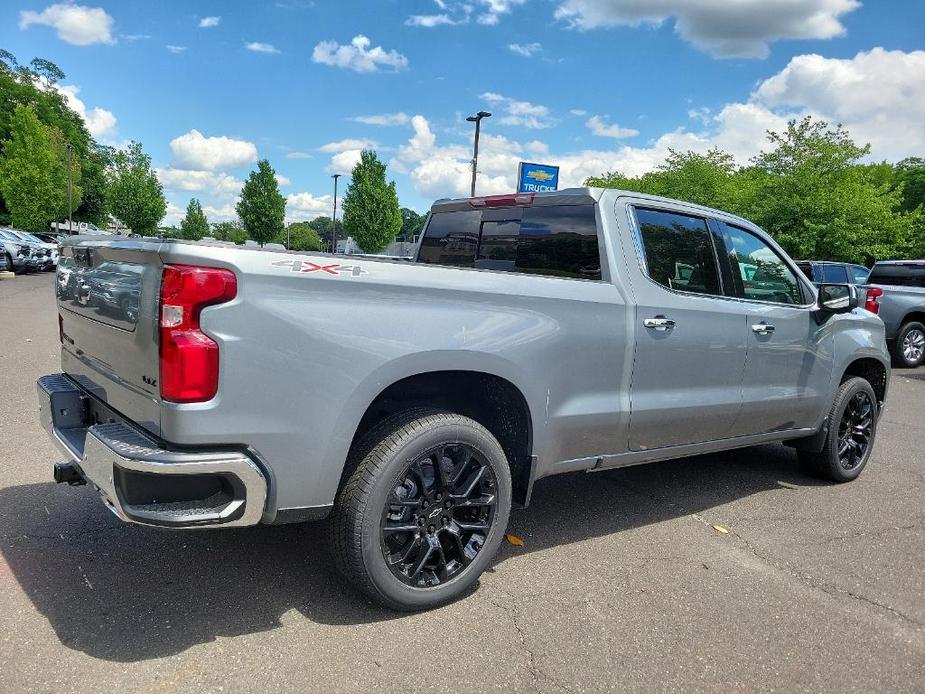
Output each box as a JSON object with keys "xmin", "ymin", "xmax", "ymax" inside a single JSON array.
[{"xmin": 57, "ymin": 238, "xmax": 165, "ymax": 435}]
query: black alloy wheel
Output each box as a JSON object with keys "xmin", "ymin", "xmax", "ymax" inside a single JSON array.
[
  {"xmin": 836, "ymin": 390, "xmax": 874, "ymax": 471},
  {"xmin": 381, "ymin": 443, "xmax": 497, "ymax": 588}
]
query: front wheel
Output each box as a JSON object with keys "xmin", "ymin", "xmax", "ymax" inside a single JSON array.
[
  {"xmin": 799, "ymin": 377, "xmax": 878, "ymax": 483},
  {"xmin": 893, "ymin": 321, "xmax": 925, "ymax": 368},
  {"xmin": 329, "ymin": 410, "xmax": 512, "ymax": 611}
]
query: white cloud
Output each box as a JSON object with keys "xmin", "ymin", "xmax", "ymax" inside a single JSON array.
[
  {"xmin": 329, "ymin": 150, "xmax": 363, "ymax": 174},
  {"xmin": 156, "ymin": 168, "xmax": 243, "ymax": 197},
  {"xmin": 319, "ymin": 138, "xmax": 376, "ymax": 153},
  {"xmin": 286, "ymin": 192, "xmax": 335, "ymax": 222},
  {"xmin": 169, "ymin": 130, "xmax": 258, "ymax": 171},
  {"xmin": 246, "ymin": 42, "xmax": 281, "ymax": 54},
  {"xmin": 405, "ymin": 14, "xmax": 460, "ymax": 27},
  {"xmin": 481, "ymin": 92, "xmax": 554, "ymax": 129},
  {"xmin": 55, "ymin": 84, "xmax": 117, "ymax": 140},
  {"xmin": 198, "ymin": 16, "xmax": 221, "ymax": 28},
  {"xmin": 586, "ymin": 115, "xmax": 640, "ymax": 139},
  {"xmin": 508, "ymin": 42, "xmax": 541, "ymax": 57},
  {"xmin": 553, "ymin": 0, "xmax": 860, "ymax": 58},
  {"xmin": 166, "ymin": 45, "xmax": 187, "ymax": 54},
  {"xmin": 311, "ymin": 35, "xmax": 408, "ymax": 73},
  {"xmin": 350, "ymin": 112, "xmax": 410, "ymax": 126},
  {"xmin": 285, "ymin": 151, "xmax": 312, "ymax": 159},
  {"xmin": 121, "ymin": 33, "xmax": 150, "ymax": 41},
  {"xmin": 477, "ymin": 0, "xmax": 526, "ymax": 25},
  {"xmin": 276, "ymin": 173, "xmax": 291, "ymax": 187},
  {"xmin": 751, "ymin": 48, "xmax": 925, "ymax": 159},
  {"xmin": 19, "ymin": 3, "xmax": 115, "ymax": 46},
  {"xmin": 569, "ymin": 109, "xmax": 587, "ymax": 116}
]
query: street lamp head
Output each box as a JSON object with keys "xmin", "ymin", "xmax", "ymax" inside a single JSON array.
[
  {"xmin": 477, "ymin": 111, "xmax": 491, "ymax": 118},
  {"xmin": 331, "ymin": 173, "xmax": 341, "ymax": 180},
  {"xmin": 466, "ymin": 116, "xmax": 478, "ymax": 122}
]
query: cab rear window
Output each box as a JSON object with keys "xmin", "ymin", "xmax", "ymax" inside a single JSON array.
[
  {"xmin": 417, "ymin": 205, "xmax": 601, "ymax": 280},
  {"xmin": 868, "ymin": 263, "xmax": 925, "ymax": 288}
]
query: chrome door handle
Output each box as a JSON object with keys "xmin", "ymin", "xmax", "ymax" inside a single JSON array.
[
  {"xmin": 751, "ymin": 323, "xmax": 775, "ymax": 335},
  {"xmin": 643, "ymin": 317, "xmax": 675, "ymax": 331}
]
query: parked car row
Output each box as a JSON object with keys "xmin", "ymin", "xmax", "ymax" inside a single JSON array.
[
  {"xmin": 797, "ymin": 258, "xmax": 925, "ymax": 368},
  {"xmin": 0, "ymin": 227, "xmax": 60, "ymax": 273}
]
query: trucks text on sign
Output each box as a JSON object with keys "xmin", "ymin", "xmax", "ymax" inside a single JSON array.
[{"xmin": 517, "ymin": 162, "xmax": 559, "ymax": 193}]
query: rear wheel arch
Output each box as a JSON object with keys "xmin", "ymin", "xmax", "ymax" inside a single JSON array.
[{"xmin": 343, "ymin": 370, "xmax": 534, "ymax": 506}]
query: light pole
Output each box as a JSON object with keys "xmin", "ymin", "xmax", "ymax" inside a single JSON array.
[
  {"xmin": 331, "ymin": 173, "xmax": 341, "ymax": 253},
  {"xmin": 466, "ymin": 111, "xmax": 491, "ymax": 197},
  {"xmin": 65, "ymin": 142, "xmax": 74, "ymax": 231}
]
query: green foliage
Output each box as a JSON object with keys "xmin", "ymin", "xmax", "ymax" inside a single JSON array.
[
  {"xmin": 586, "ymin": 117, "xmax": 922, "ymax": 265},
  {"xmin": 180, "ymin": 198, "xmax": 209, "ymax": 240},
  {"xmin": 236, "ymin": 159, "xmax": 285, "ymax": 246},
  {"xmin": 107, "ymin": 141, "xmax": 166, "ymax": 235},
  {"xmin": 211, "ymin": 220, "xmax": 249, "ymax": 244},
  {"xmin": 399, "ymin": 207, "xmax": 427, "ymax": 242},
  {"xmin": 303, "ymin": 215, "xmax": 342, "ymax": 249},
  {"xmin": 746, "ymin": 118, "xmax": 914, "ymax": 264},
  {"xmin": 0, "ymin": 104, "xmax": 81, "ymax": 232},
  {"xmin": 279, "ymin": 221, "xmax": 324, "ymax": 251},
  {"xmin": 893, "ymin": 158, "xmax": 925, "ymax": 213},
  {"xmin": 341, "ymin": 150, "xmax": 402, "ymax": 253}
]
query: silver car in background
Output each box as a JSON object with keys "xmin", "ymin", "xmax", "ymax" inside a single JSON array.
[
  {"xmin": 3, "ymin": 229, "xmax": 58, "ymax": 270},
  {"xmin": 0, "ymin": 228, "xmax": 40, "ymax": 273}
]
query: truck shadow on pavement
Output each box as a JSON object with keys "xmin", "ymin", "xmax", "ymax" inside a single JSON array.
[{"xmin": 0, "ymin": 443, "xmax": 823, "ymax": 662}]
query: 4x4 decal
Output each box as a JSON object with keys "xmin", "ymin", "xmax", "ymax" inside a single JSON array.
[{"xmin": 271, "ymin": 258, "xmax": 368, "ymax": 276}]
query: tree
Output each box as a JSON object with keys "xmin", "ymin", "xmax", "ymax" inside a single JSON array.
[
  {"xmin": 746, "ymin": 117, "xmax": 915, "ymax": 264},
  {"xmin": 341, "ymin": 149, "xmax": 402, "ymax": 253},
  {"xmin": 211, "ymin": 220, "xmax": 248, "ymax": 244},
  {"xmin": 107, "ymin": 141, "xmax": 166, "ymax": 235},
  {"xmin": 0, "ymin": 104, "xmax": 80, "ymax": 231},
  {"xmin": 236, "ymin": 159, "xmax": 285, "ymax": 246},
  {"xmin": 893, "ymin": 158, "xmax": 925, "ymax": 213},
  {"xmin": 398, "ymin": 207, "xmax": 427, "ymax": 242},
  {"xmin": 180, "ymin": 198, "xmax": 209, "ymax": 240},
  {"xmin": 279, "ymin": 221, "xmax": 323, "ymax": 251}
]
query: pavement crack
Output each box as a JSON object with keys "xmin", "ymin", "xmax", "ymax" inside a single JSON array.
[
  {"xmin": 485, "ymin": 585, "xmax": 576, "ymax": 694},
  {"xmin": 691, "ymin": 513, "xmax": 925, "ymax": 630}
]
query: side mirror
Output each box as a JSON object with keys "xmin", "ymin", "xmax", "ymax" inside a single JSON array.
[{"xmin": 817, "ymin": 283, "xmax": 858, "ymax": 314}]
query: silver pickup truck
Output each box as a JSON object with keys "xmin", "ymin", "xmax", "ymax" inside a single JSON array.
[
  {"xmin": 38, "ymin": 188, "xmax": 890, "ymax": 610},
  {"xmin": 863, "ymin": 260, "xmax": 925, "ymax": 368}
]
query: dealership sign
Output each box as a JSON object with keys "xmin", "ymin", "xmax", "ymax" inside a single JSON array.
[{"xmin": 517, "ymin": 162, "xmax": 559, "ymax": 193}]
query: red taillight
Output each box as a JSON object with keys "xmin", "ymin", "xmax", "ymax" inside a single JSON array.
[
  {"xmin": 159, "ymin": 264, "xmax": 237, "ymax": 403},
  {"xmin": 864, "ymin": 287, "xmax": 883, "ymax": 314},
  {"xmin": 469, "ymin": 193, "xmax": 535, "ymax": 208}
]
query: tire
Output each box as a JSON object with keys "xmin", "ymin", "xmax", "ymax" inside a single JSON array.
[
  {"xmin": 892, "ymin": 321, "xmax": 925, "ymax": 368},
  {"xmin": 798, "ymin": 376, "xmax": 878, "ymax": 483},
  {"xmin": 329, "ymin": 409, "xmax": 512, "ymax": 611},
  {"xmin": 4, "ymin": 253, "xmax": 14, "ymax": 274}
]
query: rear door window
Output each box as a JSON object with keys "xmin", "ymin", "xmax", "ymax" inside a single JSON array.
[
  {"xmin": 819, "ymin": 264, "xmax": 849, "ymax": 283},
  {"xmin": 632, "ymin": 208, "xmax": 722, "ymax": 296},
  {"xmin": 416, "ymin": 210, "xmax": 481, "ymax": 267},
  {"xmin": 418, "ymin": 205, "xmax": 601, "ymax": 280},
  {"xmin": 476, "ymin": 205, "xmax": 601, "ymax": 279}
]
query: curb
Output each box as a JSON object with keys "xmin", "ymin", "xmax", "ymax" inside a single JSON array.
[{"xmin": 0, "ymin": 271, "xmax": 15, "ymax": 281}]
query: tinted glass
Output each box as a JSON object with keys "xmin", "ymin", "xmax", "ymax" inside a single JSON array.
[
  {"xmin": 634, "ymin": 208, "xmax": 721, "ymax": 295},
  {"xmin": 850, "ymin": 266, "xmax": 870, "ymax": 284},
  {"xmin": 796, "ymin": 262, "xmax": 815, "ymax": 281},
  {"xmin": 477, "ymin": 206, "xmax": 601, "ymax": 279},
  {"xmin": 417, "ymin": 210, "xmax": 481, "ymax": 267},
  {"xmin": 868, "ymin": 263, "xmax": 925, "ymax": 287},
  {"xmin": 819, "ymin": 264, "xmax": 848, "ymax": 283},
  {"xmin": 724, "ymin": 225, "xmax": 802, "ymax": 304}
]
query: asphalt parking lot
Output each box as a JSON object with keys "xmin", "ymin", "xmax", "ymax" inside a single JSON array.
[{"xmin": 1, "ymin": 271, "xmax": 923, "ymax": 693}]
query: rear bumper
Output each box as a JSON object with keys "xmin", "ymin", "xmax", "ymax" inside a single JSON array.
[{"xmin": 37, "ymin": 373, "xmax": 267, "ymax": 528}]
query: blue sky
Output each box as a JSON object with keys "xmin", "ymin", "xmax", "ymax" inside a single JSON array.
[{"xmin": 3, "ymin": 1, "xmax": 924, "ymax": 225}]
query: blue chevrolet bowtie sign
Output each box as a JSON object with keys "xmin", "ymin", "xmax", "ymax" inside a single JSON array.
[{"xmin": 517, "ymin": 162, "xmax": 559, "ymax": 193}]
